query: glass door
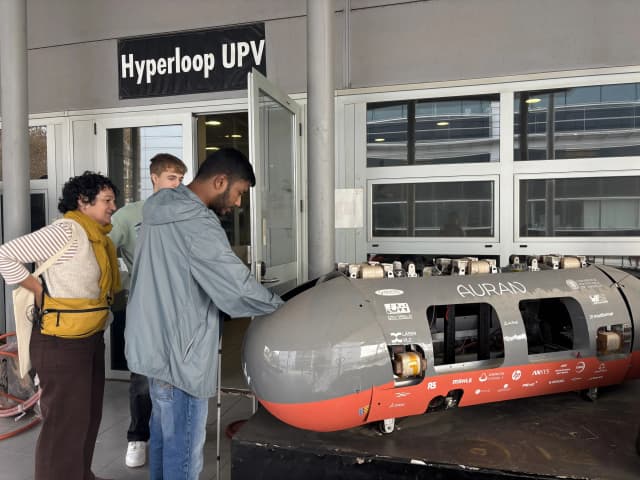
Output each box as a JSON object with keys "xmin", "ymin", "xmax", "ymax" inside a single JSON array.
[
  {"xmin": 96, "ymin": 114, "xmax": 192, "ymax": 379},
  {"xmin": 248, "ymin": 70, "xmax": 303, "ymax": 293}
]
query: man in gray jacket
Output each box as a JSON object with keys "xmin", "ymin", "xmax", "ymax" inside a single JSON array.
[{"xmin": 125, "ymin": 148, "xmax": 283, "ymax": 480}]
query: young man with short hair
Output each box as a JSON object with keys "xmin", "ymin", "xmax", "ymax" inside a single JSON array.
[
  {"xmin": 125, "ymin": 148, "xmax": 283, "ymax": 480},
  {"xmin": 109, "ymin": 153, "xmax": 187, "ymax": 468}
]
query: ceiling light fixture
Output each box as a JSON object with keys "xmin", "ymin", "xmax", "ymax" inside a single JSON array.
[
  {"xmin": 205, "ymin": 120, "xmax": 222, "ymax": 126},
  {"xmin": 436, "ymin": 121, "xmax": 449, "ymax": 126},
  {"xmin": 205, "ymin": 146, "xmax": 220, "ymax": 151},
  {"xmin": 230, "ymin": 134, "xmax": 242, "ymax": 138},
  {"xmin": 525, "ymin": 98, "xmax": 541, "ymax": 104},
  {"xmin": 374, "ymin": 138, "xmax": 385, "ymax": 142}
]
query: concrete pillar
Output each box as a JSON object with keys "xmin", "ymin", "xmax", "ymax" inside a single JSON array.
[
  {"xmin": 0, "ymin": 0, "xmax": 30, "ymax": 333},
  {"xmin": 307, "ymin": 0, "xmax": 335, "ymax": 278}
]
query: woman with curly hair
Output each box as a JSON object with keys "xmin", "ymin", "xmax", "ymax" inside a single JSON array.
[{"xmin": 0, "ymin": 171, "xmax": 120, "ymax": 480}]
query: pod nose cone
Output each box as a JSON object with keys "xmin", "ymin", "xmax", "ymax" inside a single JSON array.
[{"xmin": 242, "ymin": 275, "xmax": 391, "ymax": 416}]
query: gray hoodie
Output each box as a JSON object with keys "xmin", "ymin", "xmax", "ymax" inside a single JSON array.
[{"xmin": 124, "ymin": 184, "xmax": 283, "ymax": 398}]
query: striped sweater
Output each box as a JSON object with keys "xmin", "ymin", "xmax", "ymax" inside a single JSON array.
[{"xmin": 0, "ymin": 220, "xmax": 101, "ymax": 299}]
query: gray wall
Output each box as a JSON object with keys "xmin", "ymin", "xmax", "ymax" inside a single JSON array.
[
  {"xmin": 349, "ymin": 0, "xmax": 640, "ymax": 87},
  {"xmin": 0, "ymin": 0, "xmax": 638, "ymax": 114}
]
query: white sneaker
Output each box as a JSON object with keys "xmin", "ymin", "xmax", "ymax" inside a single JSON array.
[{"xmin": 125, "ymin": 441, "xmax": 146, "ymax": 468}]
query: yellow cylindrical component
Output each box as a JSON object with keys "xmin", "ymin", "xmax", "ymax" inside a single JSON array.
[
  {"xmin": 361, "ymin": 264, "xmax": 384, "ymax": 279},
  {"xmin": 393, "ymin": 352, "xmax": 425, "ymax": 377},
  {"xmin": 468, "ymin": 260, "xmax": 491, "ymax": 275},
  {"xmin": 561, "ymin": 256, "xmax": 581, "ymax": 269},
  {"xmin": 597, "ymin": 331, "xmax": 621, "ymax": 354}
]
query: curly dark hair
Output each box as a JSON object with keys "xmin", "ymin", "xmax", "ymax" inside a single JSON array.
[{"xmin": 58, "ymin": 171, "xmax": 119, "ymax": 214}]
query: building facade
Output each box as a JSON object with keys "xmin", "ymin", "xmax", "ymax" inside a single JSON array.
[{"xmin": 1, "ymin": 0, "xmax": 639, "ymax": 279}]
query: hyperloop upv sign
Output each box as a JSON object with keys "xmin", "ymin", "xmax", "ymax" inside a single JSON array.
[{"xmin": 118, "ymin": 23, "xmax": 266, "ymax": 99}]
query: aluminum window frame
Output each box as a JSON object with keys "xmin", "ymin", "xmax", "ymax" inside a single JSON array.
[
  {"xmin": 337, "ymin": 67, "xmax": 640, "ymax": 264},
  {"xmin": 367, "ymin": 173, "xmax": 500, "ymax": 251}
]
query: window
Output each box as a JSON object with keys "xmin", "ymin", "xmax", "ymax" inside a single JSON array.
[
  {"xmin": 0, "ymin": 193, "xmax": 47, "ymax": 236},
  {"xmin": 519, "ymin": 176, "xmax": 640, "ymax": 237},
  {"xmin": 514, "ymin": 82, "xmax": 640, "ymax": 161},
  {"xmin": 367, "ymin": 95, "xmax": 500, "ymax": 167},
  {"xmin": 196, "ymin": 113, "xmax": 251, "ymax": 247},
  {"xmin": 0, "ymin": 126, "xmax": 48, "ymax": 180},
  {"xmin": 427, "ymin": 302, "xmax": 503, "ymax": 367},
  {"xmin": 107, "ymin": 125, "xmax": 182, "ymax": 207},
  {"xmin": 519, "ymin": 297, "xmax": 588, "ymax": 355},
  {"xmin": 372, "ymin": 180, "xmax": 494, "ymax": 237}
]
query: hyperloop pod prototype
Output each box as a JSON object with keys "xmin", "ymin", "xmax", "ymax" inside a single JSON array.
[{"xmin": 242, "ymin": 259, "xmax": 640, "ymax": 433}]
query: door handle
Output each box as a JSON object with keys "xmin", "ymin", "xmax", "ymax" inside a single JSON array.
[{"xmin": 261, "ymin": 277, "xmax": 280, "ymax": 284}]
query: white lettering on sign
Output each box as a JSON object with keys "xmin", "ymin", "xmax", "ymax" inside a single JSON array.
[
  {"xmin": 222, "ymin": 40, "xmax": 265, "ymax": 68},
  {"xmin": 452, "ymin": 378, "xmax": 473, "ymax": 385},
  {"xmin": 457, "ymin": 281, "xmax": 526, "ymax": 298},
  {"xmin": 120, "ymin": 40, "xmax": 265, "ymax": 85}
]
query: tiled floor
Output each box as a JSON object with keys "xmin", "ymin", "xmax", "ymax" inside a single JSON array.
[{"xmin": 0, "ymin": 318, "xmax": 254, "ymax": 480}]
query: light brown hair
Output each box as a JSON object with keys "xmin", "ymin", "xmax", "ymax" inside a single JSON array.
[{"xmin": 149, "ymin": 153, "xmax": 187, "ymax": 176}]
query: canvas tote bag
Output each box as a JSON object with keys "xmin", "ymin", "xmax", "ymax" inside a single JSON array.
[{"xmin": 12, "ymin": 222, "xmax": 76, "ymax": 378}]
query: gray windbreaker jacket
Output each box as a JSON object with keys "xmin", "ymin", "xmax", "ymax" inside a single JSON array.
[{"xmin": 124, "ymin": 184, "xmax": 283, "ymax": 398}]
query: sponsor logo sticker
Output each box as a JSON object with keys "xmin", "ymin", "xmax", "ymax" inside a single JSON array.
[
  {"xmin": 566, "ymin": 279, "xmax": 579, "ymax": 290},
  {"xmin": 589, "ymin": 294, "xmax": 608, "ymax": 305},
  {"xmin": 375, "ymin": 289, "xmax": 404, "ymax": 296},
  {"xmin": 385, "ymin": 303, "xmax": 411, "ymax": 315},
  {"xmin": 452, "ymin": 378, "xmax": 473, "ymax": 385}
]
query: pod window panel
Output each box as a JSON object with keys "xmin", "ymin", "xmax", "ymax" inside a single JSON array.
[
  {"xmin": 518, "ymin": 297, "xmax": 588, "ymax": 355},
  {"xmin": 427, "ymin": 303, "xmax": 504, "ymax": 368}
]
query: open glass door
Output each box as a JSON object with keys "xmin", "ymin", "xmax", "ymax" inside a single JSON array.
[{"xmin": 248, "ymin": 69, "xmax": 303, "ymax": 293}]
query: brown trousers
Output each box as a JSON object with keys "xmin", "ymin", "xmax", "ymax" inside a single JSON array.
[{"xmin": 30, "ymin": 327, "xmax": 105, "ymax": 480}]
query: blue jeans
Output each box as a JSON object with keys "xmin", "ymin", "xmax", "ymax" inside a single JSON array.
[{"xmin": 148, "ymin": 378, "xmax": 208, "ymax": 480}]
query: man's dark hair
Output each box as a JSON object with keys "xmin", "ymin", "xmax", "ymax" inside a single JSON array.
[
  {"xmin": 58, "ymin": 171, "xmax": 119, "ymax": 214},
  {"xmin": 195, "ymin": 148, "xmax": 256, "ymax": 187}
]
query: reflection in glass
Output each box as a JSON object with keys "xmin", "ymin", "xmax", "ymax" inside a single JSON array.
[
  {"xmin": 519, "ymin": 176, "xmax": 640, "ymax": 236},
  {"xmin": 196, "ymin": 113, "xmax": 251, "ymax": 247},
  {"xmin": 107, "ymin": 125, "xmax": 182, "ymax": 207},
  {"xmin": 515, "ymin": 83, "xmax": 640, "ymax": 160},
  {"xmin": 0, "ymin": 126, "xmax": 48, "ymax": 180},
  {"xmin": 29, "ymin": 193, "xmax": 47, "ymax": 232},
  {"xmin": 366, "ymin": 102, "xmax": 409, "ymax": 166},
  {"xmin": 372, "ymin": 181, "xmax": 494, "ymax": 237},
  {"xmin": 258, "ymin": 90, "xmax": 296, "ymax": 267},
  {"xmin": 0, "ymin": 193, "xmax": 46, "ymax": 237},
  {"xmin": 367, "ymin": 96, "xmax": 500, "ymax": 167}
]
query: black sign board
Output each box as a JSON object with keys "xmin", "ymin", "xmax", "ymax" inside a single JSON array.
[{"xmin": 118, "ymin": 23, "xmax": 266, "ymax": 99}]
